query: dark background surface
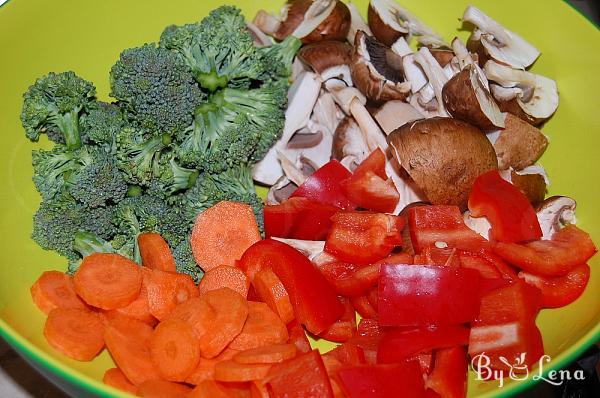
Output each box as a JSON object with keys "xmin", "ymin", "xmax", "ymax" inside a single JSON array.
[{"xmin": 0, "ymin": 1, "xmax": 598, "ymax": 397}]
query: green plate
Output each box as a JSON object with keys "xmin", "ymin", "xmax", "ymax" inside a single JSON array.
[{"xmin": 0, "ymin": 0, "xmax": 598, "ymax": 397}]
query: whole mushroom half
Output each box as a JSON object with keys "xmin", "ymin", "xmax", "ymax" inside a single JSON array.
[
  {"xmin": 388, "ymin": 118, "xmax": 498, "ymax": 208},
  {"xmin": 298, "ymin": 40, "xmax": 353, "ymax": 83},
  {"xmin": 493, "ymin": 113, "xmax": 549, "ymax": 170},
  {"xmin": 485, "ymin": 60, "xmax": 559, "ymax": 126},
  {"xmin": 462, "ymin": 6, "xmax": 540, "ymax": 69},
  {"xmin": 351, "ymin": 31, "xmax": 411, "ymax": 104},
  {"xmin": 275, "ymin": 0, "xmax": 351, "ymax": 44}
]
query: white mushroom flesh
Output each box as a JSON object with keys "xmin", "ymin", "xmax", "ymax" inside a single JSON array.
[
  {"xmin": 391, "ymin": 37, "xmax": 412, "ymax": 57},
  {"xmin": 412, "ymin": 47, "xmax": 450, "ymax": 117},
  {"xmin": 350, "ymin": 97, "xmax": 388, "ymax": 152},
  {"xmin": 271, "ymin": 238, "xmax": 326, "ymax": 262},
  {"xmin": 386, "ymin": 152, "xmax": 427, "ymax": 214},
  {"xmin": 463, "ymin": 211, "xmax": 492, "ymax": 240},
  {"xmin": 292, "ymin": 0, "xmax": 337, "ymax": 39},
  {"xmin": 536, "ymin": 197, "xmax": 577, "ymax": 240},
  {"xmin": 374, "ymin": 100, "xmax": 424, "ymax": 135},
  {"xmin": 253, "ymin": 10, "xmax": 281, "ymax": 36},
  {"xmin": 347, "ymin": 1, "xmax": 372, "ymax": 42},
  {"xmin": 325, "ymin": 79, "xmax": 367, "ymax": 115}
]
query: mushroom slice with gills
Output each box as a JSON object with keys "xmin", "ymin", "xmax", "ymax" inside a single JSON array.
[
  {"xmin": 267, "ymin": 176, "xmax": 299, "ymax": 205},
  {"xmin": 411, "ymin": 47, "xmax": 450, "ymax": 117},
  {"xmin": 286, "ymin": 128, "xmax": 324, "ymax": 150},
  {"xmin": 463, "ymin": 211, "xmax": 492, "ymax": 240},
  {"xmin": 493, "ymin": 113, "xmax": 549, "ymax": 170},
  {"xmin": 271, "ymin": 238, "xmax": 326, "ymax": 262},
  {"xmin": 276, "ymin": 0, "xmax": 351, "ymax": 44},
  {"xmin": 253, "ymin": 10, "xmax": 281, "ymax": 36},
  {"xmin": 368, "ymin": 0, "xmax": 446, "ymax": 48},
  {"xmin": 246, "ymin": 21, "xmax": 273, "ymax": 47},
  {"xmin": 536, "ymin": 196, "xmax": 577, "ymax": 241},
  {"xmin": 372, "ymin": 100, "xmax": 424, "ymax": 135},
  {"xmin": 252, "ymin": 71, "xmax": 321, "ymax": 185},
  {"xmin": 277, "ymin": 150, "xmax": 307, "ymax": 187},
  {"xmin": 442, "ymin": 63, "xmax": 506, "ymax": 131},
  {"xmin": 388, "ymin": 117, "xmax": 498, "ymax": 208},
  {"xmin": 298, "ymin": 41, "xmax": 353, "ymax": 85},
  {"xmin": 347, "ymin": 1, "xmax": 372, "ymax": 43},
  {"xmin": 351, "ymin": 31, "xmax": 411, "ymax": 104},
  {"xmin": 462, "ymin": 6, "xmax": 540, "ymax": 69},
  {"xmin": 332, "ymin": 116, "xmax": 370, "ymax": 170},
  {"xmin": 484, "ymin": 60, "xmax": 559, "ymax": 126}
]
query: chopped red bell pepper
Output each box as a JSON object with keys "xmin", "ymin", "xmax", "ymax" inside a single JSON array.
[
  {"xmin": 357, "ymin": 318, "xmax": 382, "ymax": 338},
  {"xmin": 352, "ymin": 148, "xmax": 388, "ymax": 180},
  {"xmin": 425, "ymin": 346, "xmax": 468, "ymax": 398},
  {"xmin": 378, "ymin": 264, "xmax": 481, "ymax": 327},
  {"xmin": 328, "ymin": 341, "xmax": 367, "ymax": 367},
  {"xmin": 337, "ymin": 361, "xmax": 425, "ymax": 398},
  {"xmin": 291, "ymin": 160, "xmax": 355, "ymax": 209},
  {"xmin": 414, "ymin": 247, "xmax": 461, "ymax": 267},
  {"xmin": 351, "ymin": 295, "xmax": 378, "ymax": 320},
  {"xmin": 325, "ymin": 212, "xmax": 405, "ymax": 264},
  {"xmin": 319, "ymin": 297, "xmax": 357, "ymax": 343},
  {"xmin": 377, "ymin": 325, "xmax": 470, "ymax": 364},
  {"xmin": 458, "ymin": 251, "xmax": 502, "ymax": 279},
  {"xmin": 341, "ymin": 172, "xmax": 400, "ymax": 214},
  {"xmin": 366, "ymin": 288, "xmax": 378, "ymax": 313},
  {"xmin": 518, "ymin": 264, "xmax": 590, "ymax": 308},
  {"xmin": 410, "ymin": 351, "xmax": 434, "ymax": 375},
  {"xmin": 408, "ymin": 205, "xmax": 489, "ymax": 253},
  {"xmin": 319, "ymin": 262, "xmax": 372, "ymax": 297},
  {"xmin": 475, "ymin": 281, "xmax": 541, "ymax": 326},
  {"xmin": 265, "ymin": 350, "xmax": 334, "ymax": 398},
  {"xmin": 264, "ymin": 197, "xmax": 339, "ymax": 241},
  {"xmin": 493, "ymin": 225, "xmax": 597, "ymax": 277},
  {"xmin": 469, "ymin": 170, "xmax": 542, "ymax": 243},
  {"xmin": 239, "ymin": 239, "xmax": 343, "ymax": 335},
  {"xmin": 286, "ymin": 320, "xmax": 312, "ymax": 354}
]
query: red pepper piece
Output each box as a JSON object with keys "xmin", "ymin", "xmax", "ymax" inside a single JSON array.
[
  {"xmin": 458, "ymin": 251, "xmax": 502, "ymax": 279},
  {"xmin": 378, "ymin": 264, "xmax": 481, "ymax": 327},
  {"xmin": 239, "ymin": 239, "xmax": 343, "ymax": 335},
  {"xmin": 408, "ymin": 205, "xmax": 489, "ymax": 253},
  {"xmin": 338, "ymin": 361, "xmax": 426, "ymax": 398},
  {"xmin": 426, "ymin": 346, "xmax": 468, "ymax": 398},
  {"xmin": 265, "ymin": 350, "xmax": 333, "ymax": 398},
  {"xmin": 414, "ymin": 247, "xmax": 461, "ymax": 267},
  {"xmin": 357, "ymin": 318, "xmax": 381, "ymax": 338},
  {"xmin": 475, "ymin": 281, "xmax": 541, "ymax": 326},
  {"xmin": 350, "ymin": 295, "xmax": 378, "ymax": 320},
  {"xmin": 328, "ymin": 341, "xmax": 367, "ymax": 367},
  {"xmin": 325, "ymin": 212, "xmax": 405, "ymax": 265},
  {"xmin": 291, "ymin": 160, "xmax": 355, "ymax": 209},
  {"xmin": 319, "ymin": 297, "xmax": 357, "ymax": 343},
  {"xmin": 409, "ymin": 351, "xmax": 434, "ymax": 375},
  {"xmin": 469, "ymin": 170, "xmax": 542, "ymax": 243},
  {"xmin": 377, "ymin": 325, "xmax": 470, "ymax": 364},
  {"xmin": 286, "ymin": 320, "xmax": 311, "ymax": 354},
  {"xmin": 493, "ymin": 225, "xmax": 597, "ymax": 277},
  {"xmin": 519, "ymin": 264, "xmax": 590, "ymax": 308},
  {"xmin": 264, "ymin": 197, "xmax": 339, "ymax": 241},
  {"xmin": 319, "ymin": 262, "xmax": 371, "ymax": 297},
  {"xmin": 341, "ymin": 172, "xmax": 400, "ymax": 214},
  {"xmin": 353, "ymin": 148, "xmax": 387, "ymax": 180}
]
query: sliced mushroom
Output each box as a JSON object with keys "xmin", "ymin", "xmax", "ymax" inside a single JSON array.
[
  {"xmin": 386, "ymin": 156, "xmax": 427, "ymax": 214},
  {"xmin": 277, "ymin": 150, "xmax": 307, "ymax": 187},
  {"xmin": 271, "ymin": 238, "xmax": 326, "ymax": 262},
  {"xmin": 311, "ymin": 90, "xmax": 344, "ymax": 136},
  {"xmin": 388, "ymin": 117, "xmax": 498, "ymax": 208},
  {"xmin": 462, "ymin": 6, "xmax": 540, "ymax": 69},
  {"xmin": 347, "ymin": 1, "xmax": 372, "ymax": 43},
  {"xmin": 510, "ymin": 170, "xmax": 547, "ymax": 206},
  {"xmin": 332, "ymin": 116, "xmax": 370, "ymax": 170},
  {"xmin": 287, "ymin": 129, "xmax": 324, "ymax": 149},
  {"xmin": 368, "ymin": 0, "xmax": 446, "ymax": 48},
  {"xmin": 429, "ymin": 47, "xmax": 455, "ymax": 68},
  {"xmin": 464, "ymin": 211, "xmax": 492, "ymax": 240},
  {"xmin": 351, "ymin": 31, "xmax": 411, "ymax": 104},
  {"xmin": 253, "ymin": 10, "xmax": 282, "ymax": 36},
  {"xmin": 536, "ymin": 196, "xmax": 577, "ymax": 240},
  {"xmin": 276, "ymin": 0, "xmax": 351, "ymax": 44},
  {"xmin": 411, "ymin": 47, "xmax": 450, "ymax": 117},
  {"xmin": 372, "ymin": 100, "xmax": 424, "ymax": 135},
  {"xmin": 494, "ymin": 113, "xmax": 549, "ymax": 170},
  {"xmin": 442, "ymin": 64, "xmax": 505, "ymax": 131},
  {"xmin": 246, "ymin": 22, "xmax": 274, "ymax": 47},
  {"xmin": 298, "ymin": 41, "xmax": 353, "ymax": 84},
  {"xmin": 484, "ymin": 60, "xmax": 559, "ymax": 126},
  {"xmin": 267, "ymin": 176, "xmax": 299, "ymax": 205}
]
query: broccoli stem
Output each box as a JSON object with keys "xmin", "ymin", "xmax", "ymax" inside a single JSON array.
[
  {"xmin": 54, "ymin": 109, "xmax": 82, "ymax": 150},
  {"xmin": 73, "ymin": 231, "xmax": 114, "ymax": 258},
  {"xmin": 197, "ymin": 70, "xmax": 229, "ymax": 92},
  {"xmin": 126, "ymin": 185, "xmax": 143, "ymax": 197}
]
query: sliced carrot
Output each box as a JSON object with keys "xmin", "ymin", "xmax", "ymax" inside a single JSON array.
[
  {"xmin": 102, "ymin": 368, "xmax": 137, "ymax": 394},
  {"xmin": 73, "ymin": 253, "xmax": 142, "ymax": 310},
  {"xmin": 145, "ymin": 268, "xmax": 199, "ymax": 320},
  {"xmin": 151, "ymin": 319, "xmax": 201, "ymax": 382},
  {"xmin": 286, "ymin": 320, "xmax": 312, "ymax": 354},
  {"xmin": 43, "ymin": 308, "xmax": 104, "ymax": 361},
  {"xmin": 250, "ymin": 381, "xmax": 270, "ymax": 398},
  {"xmin": 198, "ymin": 288, "xmax": 249, "ymax": 358},
  {"xmin": 221, "ymin": 382, "xmax": 253, "ymax": 398},
  {"xmin": 234, "ymin": 344, "xmax": 297, "ymax": 365},
  {"xmin": 31, "ymin": 271, "xmax": 87, "ymax": 315},
  {"xmin": 191, "ymin": 201, "xmax": 261, "ymax": 272},
  {"xmin": 136, "ymin": 380, "xmax": 192, "ymax": 397},
  {"xmin": 189, "ymin": 380, "xmax": 235, "ymax": 398},
  {"xmin": 229, "ymin": 302, "xmax": 289, "ymax": 351},
  {"xmin": 166, "ymin": 297, "xmax": 214, "ymax": 340},
  {"xmin": 199, "ymin": 265, "xmax": 250, "ymax": 298},
  {"xmin": 252, "ymin": 268, "xmax": 294, "ymax": 325},
  {"xmin": 103, "ymin": 316, "xmax": 161, "ymax": 386},
  {"xmin": 138, "ymin": 232, "xmax": 177, "ymax": 272},
  {"xmin": 185, "ymin": 348, "xmax": 240, "ymax": 385},
  {"xmin": 105, "ymin": 273, "xmax": 157, "ymax": 326},
  {"xmin": 214, "ymin": 360, "xmax": 272, "ymax": 382}
]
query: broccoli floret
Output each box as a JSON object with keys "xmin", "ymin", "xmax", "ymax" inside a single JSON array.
[
  {"xmin": 31, "ymin": 146, "xmax": 85, "ymax": 201},
  {"xmin": 155, "ymin": 157, "xmax": 200, "ymax": 196},
  {"xmin": 81, "ymin": 101, "xmax": 126, "ymax": 148},
  {"xmin": 258, "ymin": 35, "xmax": 303, "ymax": 80},
  {"xmin": 21, "ymin": 71, "xmax": 96, "ymax": 150},
  {"xmin": 110, "ymin": 44, "xmax": 204, "ymax": 134},
  {"xmin": 172, "ymin": 241, "xmax": 204, "ymax": 284},
  {"xmin": 160, "ymin": 6, "xmax": 265, "ymax": 91},
  {"xmin": 115, "ymin": 127, "xmax": 173, "ymax": 186},
  {"xmin": 176, "ymin": 83, "xmax": 286, "ymax": 172}
]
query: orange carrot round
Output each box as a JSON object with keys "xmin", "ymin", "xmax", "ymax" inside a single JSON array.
[
  {"xmin": 199, "ymin": 265, "xmax": 250, "ymax": 298},
  {"xmin": 31, "ymin": 271, "xmax": 87, "ymax": 315},
  {"xmin": 250, "ymin": 381, "xmax": 271, "ymax": 398},
  {"xmin": 102, "ymin": 368, "xmax": 137, "ymax": 394},
  {"xmin": 198, "ymin": 288, "xmax": 249, "ymax": 359},
  {"xmin": 252, "ymin": 268, "xmax": 294, "ymax": 325},
  {"xmin": 189, "ymin": 380, "xmax": 234, "ymax": 398},
  {"xmin": 43, "ymin": 308, "xmax": 104, "ymax": 361},
  {"xmin": 138, "ymin": 232, "xmax": 177, "ymax": 272},
  {"xmin": 73, "ymin": 253, "xmax": 142, "ymax": 310},
  {"xmin": 214, "ymin": 360, "xmax": 272, "ymax": 382},
  {"xmin": 185, "ymin": 348, "xmax": 240, "ymax": 386},
  {"xmin": 151, "ymin": 319, "xmax": 201, "ymax": 382},
  {"xmin": 145, "ymin": 269, "xmax": 199, "ymax": 320},
  {"xmin": 229, "ymin": 302, "xmax": 289, "ymax": 351},
  {"xmin": 191, "ymin": 201, "xmax": 261, "ymax": 272},
  {"xmin": 234, "ymin": 344, "xmax": 297, "ymax": 364},
  {"xmin": 136, "ymin": 380, "xmax": 192, "ymax": 397},
  {"xmin": 105, "ymin": 275, "xmax": 157, "ymax": 326}
]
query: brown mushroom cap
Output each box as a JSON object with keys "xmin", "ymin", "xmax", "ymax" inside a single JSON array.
[
  {"xmin": 429, "ymin": 48, "xmax": 455, "ymax": 68},
  {"xmin": 511, "ymin": 171, "xmax": 546, "ymax": 206},
  {"xmin": 297, "ymin": 41, "xmax": 352, "ymax": 75},
  {"xmin": 351, "ymin": 31, "xmax": 411, "ymax": 104},
  {"xmin": 494, "ymin": 113, "xmax": 549, "ymax": 170},
  {"xmin": 367, "ymin": 3, "xmax": 405, "ymax": 46},
  {"xmin": 497, "ymin": 98, "xmax": 545, "ymax": 126},
  {"xmin": 388, "ymin": 118, "xmax": 498, "ymax": 207}
]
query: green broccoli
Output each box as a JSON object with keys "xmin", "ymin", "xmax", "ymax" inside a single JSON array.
[
  {"xmin": 258, "ymin": 35, "xmax": 303, "ymax": 81},
  {"xmin": 21, "ymin": 71, "xmax": 96, "ymax": 150},
  {"xmin": 172, "ymin": 241, "xmax": 204, "ymax": 284},
  {"xmin": 159, "ymin": 6, "xmax": 265, "ymax": 91},
  {"xmin": 110, "ymin": 44, "xmax": 204, "ymax": 135},
  {"xmin": 155, "ymin": 157, "xmax": 200, "ymax": 197},
  {"xmin": 81, "ymin": 101, "xmax": 126, "ymax": 148}
]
